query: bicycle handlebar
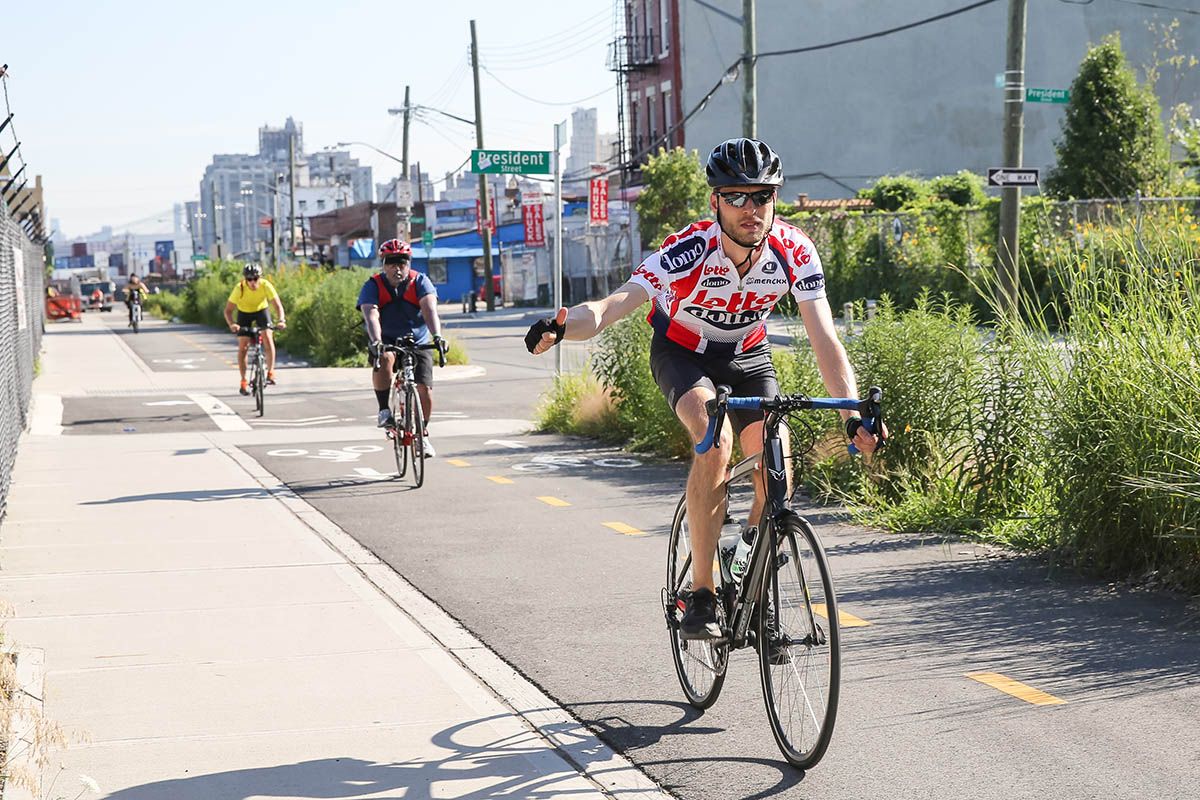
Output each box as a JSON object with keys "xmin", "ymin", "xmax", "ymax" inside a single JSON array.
[
  {"xmin": 695, "ymin": 385, "xmax": 885, "ymax": 456},
  {"xmin": 372, "ymin": 336, "xmax": 446, "ymax": 369}
]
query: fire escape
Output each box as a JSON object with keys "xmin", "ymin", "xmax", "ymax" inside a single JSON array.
[{"xmin": 608, "ymin": 20, "xmax": 661, "ymax": 186}]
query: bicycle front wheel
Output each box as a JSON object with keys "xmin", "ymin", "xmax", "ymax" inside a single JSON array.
[
  {"xmin": 665, "ymin": 495, "xmax": 728, "ymax": 709},
  {"xmin": 757, "ymin": 512, "xmax": 841, "ymax": 769},
  {"xmin": 254, "ymin": 352, "xmax": 265, "ymax": 416},
  {"xmin": 408, "ymin": 384, "xmax": 425, "ymax": 488},
  {"xmin": 390, "ymin": 382, "xmax": 407, "ymax": 478}
]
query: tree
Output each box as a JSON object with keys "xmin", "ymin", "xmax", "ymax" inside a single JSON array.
[
  {"xmin": 1046, "ymin": 33, "xmax": 1169, "ymax": 199},
  {"xmin": 635, "ymin": 147, "xmax": 710, "ymax": 249}
]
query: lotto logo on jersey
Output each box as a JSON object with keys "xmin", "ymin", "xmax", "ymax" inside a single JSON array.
[
  {"xmin": 690, "ymin": 289, "xmax": 779, "ymax": 313},
  {"xmin": 662, "ymin": 237, "xmax": 706, "ymax": 273},
  {"xmin": 633, "ymin": 264, "xmax": 664, "ymax": 292},
  {"xmin": 703, "ymin": 265, "xmax": 729, "ymax": 276}
]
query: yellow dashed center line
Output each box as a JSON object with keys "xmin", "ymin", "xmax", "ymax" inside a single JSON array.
[
  {"xmin": 966, "ymin": 672, "xmax": 1067, "ymax": 706},
  {"xmin": 486, "ymin": 475, "xmax": 514, "ymax": 484},
  {"xmin": 536, "ymin": 496, "xmax": 571, "ymax": 507},
  {"xmin": 446, "ymin": 458, "xmax": 471, "ymax": 467},
  {"xmin": 602, "ymin": 521, "xmax": 646, "ymax": 536},
  {"xmin": 811, "ymin": 604, "xmax": 871, "ymax": 627},
  {"xmin": 173, "ymin": 332, "xmax": 236, "ymax": 368}
]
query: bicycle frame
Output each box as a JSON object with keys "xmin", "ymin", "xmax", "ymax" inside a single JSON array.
[{"xmin": 694, "ymin": 389, "xmax": 883, "ymax": 648}]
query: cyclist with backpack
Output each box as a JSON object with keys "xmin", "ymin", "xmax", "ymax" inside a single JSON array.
[{"xmin": 224, "ymin": 263, "xmax": 287, "ymax": 395}]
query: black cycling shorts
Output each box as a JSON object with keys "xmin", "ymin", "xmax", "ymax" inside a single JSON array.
[
  {"xmin": 649, "ymin": 334, "xmax": 778, "ymax": 436},
  {"xmin": 236, "ymin": 309, "xmax": 271, "ymax": 336},
  {"xmin": 383, "ymin": 336, "xmax": 434, "ymax": 385}
]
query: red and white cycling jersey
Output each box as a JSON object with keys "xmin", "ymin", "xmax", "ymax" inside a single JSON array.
[{"xmin": 627, "ymin": 218, "xmax": 825, "ymax": 356}]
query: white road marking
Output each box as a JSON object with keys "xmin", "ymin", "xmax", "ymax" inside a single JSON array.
[
  {"xmin": 143, "ymin": 400, "xmax": 195, "ymax": 407},
  {"xmin": 485, "ymin": 439, "xmax": 528, "ymax": 449},
  {"xmin": 186, "ymin": 393, "xmax": 252, "ymax": 432}
]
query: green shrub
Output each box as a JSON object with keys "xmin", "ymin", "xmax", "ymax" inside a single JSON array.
[
  {"xmin": 928, "ymin": 171, "xmax": 986, "ymax": 207},
  {"xmin": 283, "ymin": 267, "xmax": 372, "ymax": 366},
  {"xmin": 635, "ymin": 147, "xmax": 711, "ymax": 249},
  {"xmin": 592, "ymin": 315, "xmax": 692, "ymax": 458},
  {"xmin": 535, "ymin": 370, "xmax": 618, "ymax": 439},
  {"xmin": 142, "ymin": 290, "xmax": 185, "ymax": 320},
  {"xmin": 867, "ymin": 175, "xmax": 927, "ymax": 212}
]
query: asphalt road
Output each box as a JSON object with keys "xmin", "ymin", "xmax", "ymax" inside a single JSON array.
[{"xmin": 75, "ymin": 308, "xmax": 1200, "ymax": 799}]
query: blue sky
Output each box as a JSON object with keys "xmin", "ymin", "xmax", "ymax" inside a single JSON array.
[{"xmin": 4, "ymin": 0, "xmax": 618, "ymax": 237}]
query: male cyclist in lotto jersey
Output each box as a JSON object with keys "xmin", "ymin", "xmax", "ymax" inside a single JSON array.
[
  {"xmin": 526, "ymin": 137, "xmax": 885, "ymax": 640},
  {"xmin": 224, "ymin": 262, "xmax": 287, "ymax": 395},
  {"xmin": 358, "ymin": 238, "xmax": 448, "ymax": 458}
]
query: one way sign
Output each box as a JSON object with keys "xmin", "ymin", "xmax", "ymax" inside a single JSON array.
[{"xmin": 988, "ymin": 168, "xmax": 1039, "ymax": 187}]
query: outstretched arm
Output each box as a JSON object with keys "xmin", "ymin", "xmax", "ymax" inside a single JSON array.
[{"xmin": 528, "ymin": 281, "xmax": 650, "ymax": 355}]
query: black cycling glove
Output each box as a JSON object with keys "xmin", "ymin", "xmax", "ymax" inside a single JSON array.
[
  {"xmin": 845, "ymin": 416, "xmax": 864, "ymax": 440},
  {"xmin": 524, "ymin": 317, "xmax": 565, "ymax": 354}
]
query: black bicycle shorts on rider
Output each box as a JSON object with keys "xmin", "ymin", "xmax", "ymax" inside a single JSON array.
[
  {"xmin": 381, "ymin": 336, "xmax": 435, "ymax": 385},
  {"xmin": 236, "ymin": 309, "xmax": 271, "ymax": 335},
  {"xmin": 650, "ymin": 333, "xmax": 778, "ymax": 435}
]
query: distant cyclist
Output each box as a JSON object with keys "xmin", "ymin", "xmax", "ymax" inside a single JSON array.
[
  {"xmin": 526, "ymin": 138, "xmax": 885, "ymax": 641},
  {"xmin": 223, "ymin": 263, "xmax": 287, "ymax": 395},
  {"xmin": 123, "ymin": 275, "xmax": 145, "ymax": 326},
  {"xmin": 358, "ymin": 238, "xmax": 448, "ymax": 458}
]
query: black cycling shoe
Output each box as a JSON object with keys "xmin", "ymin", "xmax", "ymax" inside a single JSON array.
[{"xmin": 680, "ymin": 587, "xmax": 723, "ymax": 640}]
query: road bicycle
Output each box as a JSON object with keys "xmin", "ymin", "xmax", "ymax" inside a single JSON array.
[
  {"xmin": 239, "ymin": 323, "xmax": 272, "ymax": 417},
  {"xmin": 374, "ymin": 336, "xmax": 445, "ymax": 488},
  {"xmin": 663, "ymin": 384, "xmax": 883, "ymax": 769},
  {"xmin": 128, "ymin": 293, "xmax": 143, "ymax": 333}
]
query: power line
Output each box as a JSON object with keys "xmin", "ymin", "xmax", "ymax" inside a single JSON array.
[
  {"xmin": 481, "ymin": 66, "xmax": 614, "ymax": 106},
  {"xmin": 1112, "ymin": 0, "xmax": 1200, "ymax": 15},
  {"xmin": 755, "ymin": 0, "xmax": 1001, "ymax": 61},
  {"xmin": 479, "ymin": 27, "xmax": 615, "ymax": 70},
  {"xmin": 478, "ymin": 8, "xmax": 610, "ymax": 54}
]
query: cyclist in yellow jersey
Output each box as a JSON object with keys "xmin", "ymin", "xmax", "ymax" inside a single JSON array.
[{"xmin": 223, "ymin": 263, "xmax": 287, "ymax": 395}]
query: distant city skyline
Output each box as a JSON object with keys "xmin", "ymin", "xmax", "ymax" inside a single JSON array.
[{"xmin": 4, "ymin": 0, "xmax": 617, "ymax": 238}]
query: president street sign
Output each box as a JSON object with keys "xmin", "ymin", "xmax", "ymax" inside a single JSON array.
[
  {"xmin": 988, "ymin": 168, "xmax": 1040, "ymax": 187},
  {"xmin": 1026, "ymin": 87, "xmax": 1069, "ymax": 104},
  {"xmin": 471, "ymin": 149, "xmax": 552, "ymax": 175}
]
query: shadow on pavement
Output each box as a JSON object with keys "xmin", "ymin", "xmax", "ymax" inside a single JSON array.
[
  {"xmin": 96, "ymin": 714, "xmax": 639, "ymax": 800},
  {"xmin": 847, "ymin": 555, "xmax": 1200, "ymax": 705},
  {"xmin": 81, "ymin": 488, "xmax": 276, "ymax": 504}
]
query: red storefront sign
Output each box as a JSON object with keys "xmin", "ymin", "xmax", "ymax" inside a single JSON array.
[
  {"xmin": 589, "ymin": 177, "xmax": 609, "ymax": 224},
  {"xmin": 475, "ymin": 196, "xmax": 497, "ymax": 235},
  {"xmin": 522, "ymin": 201, "xmax": 546, "ymax": 248}
]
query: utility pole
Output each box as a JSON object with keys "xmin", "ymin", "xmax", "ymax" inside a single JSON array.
[
  {"xmin": 998, "ymin": 0, "xmax": 1028, "ymax": 317},
  {"xmin": 471, "ymin": 18, "xmax": 496, "ymax": 312},
  {"xmin": 553, "ymin": 122, "xmax": 564, "ymax": 375},
  {"xmin": 743, "ymin": 0, "xmax": 757, "ymax": 138},
  {"xmin": 399, "ymin": 84, "xmax": 413, "ymax": 241},
  {"xmin": 288, "ymin": 135, "xmax": 297, "ymax": 262}
]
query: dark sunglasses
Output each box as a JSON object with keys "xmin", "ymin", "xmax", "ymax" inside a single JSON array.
[
  {"xmin": 717, "ymin": 189, "xmax": 776, "ymax": 208},
  {"xmin": 383, "ymin": 256, "xmax": 411, "ymax": 266}
]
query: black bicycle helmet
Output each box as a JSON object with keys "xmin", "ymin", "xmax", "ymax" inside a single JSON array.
[
  {"xmin": 705, "ymin": 138, "xmax": 784, "ymax": 188},
  {"xmin": 243, "ymin": 262, "xmax": 263, "ymax": 279}
]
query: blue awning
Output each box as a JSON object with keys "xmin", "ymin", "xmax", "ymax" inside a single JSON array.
[{"xmin": 411, "ymin": 247, "xmax": 487, "ymax": 259}]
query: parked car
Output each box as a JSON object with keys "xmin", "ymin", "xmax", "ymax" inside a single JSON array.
[
  {"xmin": 80, "ymin": 281, "xmax": 115, "ymax": 312},
  {"xmin": 476, "ymin": 275, "xmax": 502, "ymax": 303}
]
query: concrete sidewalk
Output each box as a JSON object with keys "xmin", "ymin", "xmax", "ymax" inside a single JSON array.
[{"xmin": 0, "ymin": 315, "xmax": 668, "ymax": 800}]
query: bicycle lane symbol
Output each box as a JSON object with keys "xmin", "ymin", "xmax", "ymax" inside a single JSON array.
[
  {"xmin": 510, "ymin": 454, "xmax": 642, "ymax": 473},
  {"xmin": 265, "ymin": 445, "xmax": 389, "ymax": 481}
]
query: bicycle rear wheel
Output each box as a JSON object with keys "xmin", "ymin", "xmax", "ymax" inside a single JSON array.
[
  {"xmin": 254, "ymin": 351, "xmax": 265, "ymax": 416},
  {"xmin": 757, "ymin": 512, "xmax": 840, "ymax": 769},
  {"xmin": 665, "ymin": 495, "xmax": 728, "ymax": 709},
  {"xmin": 390, "ymin": 381, "xmax": 408, "ymax": 478},
  {"xmin": 132, "ymin": 304, "xmax": 141, "ymax": 333},
  {"xmin": 407, "ymin": 384, "xmax": 425, "ymax": 488}
]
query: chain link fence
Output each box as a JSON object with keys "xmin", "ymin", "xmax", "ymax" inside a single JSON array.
[
  {"xmin": 501, "ymin": 221, "xmax": 637, "ymax": 307},
  {"xmin": 0, "ymin": 197, "xmax": 45, "ymax": 518}
]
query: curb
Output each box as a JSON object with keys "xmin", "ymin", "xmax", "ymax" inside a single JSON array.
[
  {"xmin": 213, "ymin": 440, "xmax": 674, "ymax": 800},
  {"xmin": 1, "ymin": 647, "xmax": 45, "ymax": 800}
]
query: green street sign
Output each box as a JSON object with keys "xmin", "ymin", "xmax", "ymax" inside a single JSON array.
[
  {"xmin": 422, "ymin": 230, "xmax": 434, "ymax": 255},
  {"xmin": 1026, "ymin": 87, "xmax": 1069, "ymax": 104},
  {"xmin": 410, "ymin": 216, "xmax": 425, "ymax": 224},
  {"xmin": 471, "ymin": 149, "xmax": 552, "ymax": 175}
]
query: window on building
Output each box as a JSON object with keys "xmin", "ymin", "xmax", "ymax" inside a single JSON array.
[
  {"xmin": 317, "ymin": 199, "xmax": 326, "ymax": 211},
  {"xmin": 298, "ymin": 200, "xmax": 307, "ymax": 212},
  {"xmin": 630, "ymin": 94, "xmax": 641, "ymax": 155},
  {"xmin": 426, "ymin": 258, "xmax": 448, "ymax": 283},
  {"xmin": 662, "ymin": 88, "xmax": 672, "ymax": 144},
  {"xmin": 659, "ymin": 0, "xmax": 670, "ymax": 56},
  {"xmin": 646, "ymin": 94, "xmax": 658, "ymax": 146}
]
